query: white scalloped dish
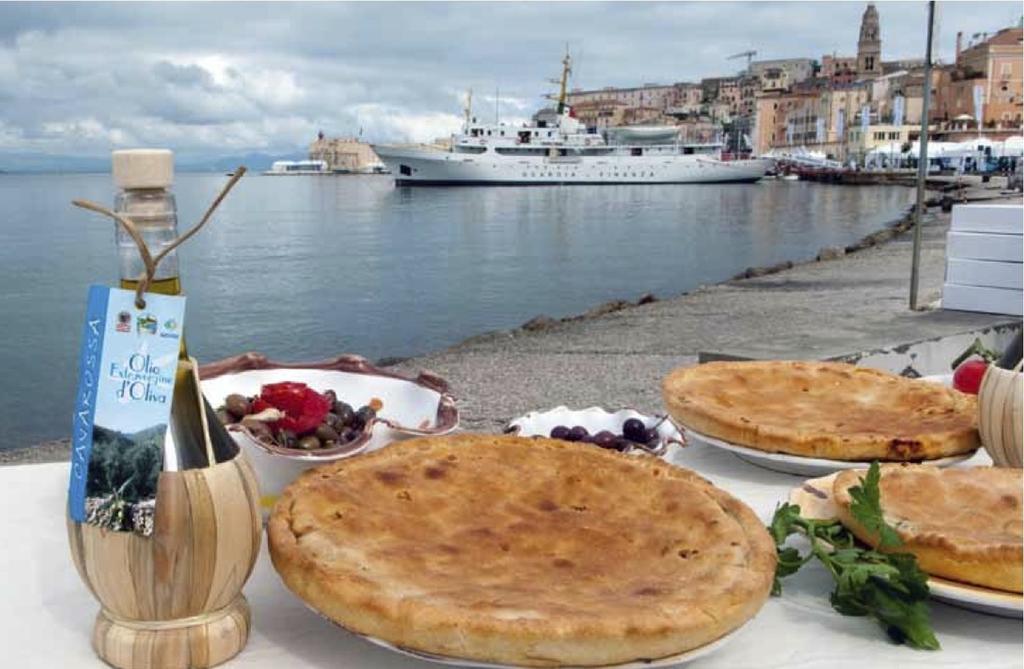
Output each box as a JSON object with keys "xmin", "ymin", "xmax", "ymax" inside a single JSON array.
[
  {"xmin": 199, "ymin": 353, "xmax": 458, "ymax": 511},
  {"xmin": 505, "ymin": 405, "xmax": 684, "ymax": 456}
]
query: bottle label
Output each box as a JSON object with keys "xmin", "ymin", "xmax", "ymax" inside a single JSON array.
[{"xmin": 68, "ymin": 286, "xmax": 186, "ymax": 536}]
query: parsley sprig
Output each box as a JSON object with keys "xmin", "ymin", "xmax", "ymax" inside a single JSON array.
[{"xmin": 769, "ymin": 463, "xmax": 940, "ymax": 650}]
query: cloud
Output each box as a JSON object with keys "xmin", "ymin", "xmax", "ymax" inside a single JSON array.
[{"xmin": 0, "ymin": 1, "xmax": 1019, "ymax": 160}]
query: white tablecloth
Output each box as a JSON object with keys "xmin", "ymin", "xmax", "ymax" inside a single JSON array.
[{"xmin": 3, "ymin": 445, "xmax": 1021, "ymax": 668}]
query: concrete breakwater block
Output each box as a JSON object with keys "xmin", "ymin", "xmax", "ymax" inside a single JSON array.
[
  {"xmin": 951, "ymin": 203, "xmax": 1024, "ymax": 235},
  {"xmin": 947, "ymin": 231, "xmax": 1024, "ymax": 263}
]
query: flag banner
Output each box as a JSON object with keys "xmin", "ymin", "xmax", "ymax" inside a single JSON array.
[
  {"xmin": 893, "ymin": 95, "xmax": 905, "ymax": 127},
  {"xmin": 816, "ymin": 117, "xmax": 825, "ymax": 143},
  {"xmin": 973, "ymin": 85, "xmax": 984, "ymax": 125},
  {"xmin": 837, "ymin": 109, "xmax": 845, "ymax": 138},
  {"xmin": 861, "ymin": 104, "xmax": 870, "ymax": 135}
]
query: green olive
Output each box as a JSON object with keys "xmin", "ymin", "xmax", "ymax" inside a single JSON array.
[
  {"xmin": 241, "ymin": 417, "xmax": 273, "ymax": 443},
  {"xmin": 224, "ymin": 394, "xmax": 251, "ymax": 419},
  {"xmin": 315, "ymin": 424, "xmax": 340, "ymax": 443},
  {"xmin": 297, "ymin": 435, "xmax": 322, "ymax": 450}
]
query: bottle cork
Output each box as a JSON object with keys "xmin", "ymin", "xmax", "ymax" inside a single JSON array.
[{"xmin": 112, "ymin": 149, "xmax": 174, "ymax": 189}]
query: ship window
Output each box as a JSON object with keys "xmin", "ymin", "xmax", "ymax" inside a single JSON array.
[
  {"xmin": 631, "ymin": 147, "xmax": 643, "ymax": 156},
  {"xmin": 518, "ymin": 131, "xmax": 531, "ymax": 144},
  {"xmin": 487, "ymin": 130, "xmax": 492, "ymax": 136},
  {"xmin": 454, "ymin": 145, "xmax": 486, "ymax": 154},
  {"xmin": 399, "ymin": 165, "xmax": 412, "ymax": 176},
  {"xmin": 495, "ymin": 147, "xmax": 548, "ymax": 156},
  {"xmin": 683, "ymin": 147, "xmax": 694, "ymax": 155}
]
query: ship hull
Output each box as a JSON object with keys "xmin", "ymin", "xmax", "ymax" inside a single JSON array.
[{"xmin": 374, "ymin": 146, "xmax": 768, "ymax": 185}]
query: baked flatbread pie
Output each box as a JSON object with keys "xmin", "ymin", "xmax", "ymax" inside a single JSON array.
[
  {"xmin": 269, "ymin": 434, "xmax": 775, "ymax": 666},
  {"xmin": 663, "ymin": 361, "xmax": 979, "ymax": 461},
  {"xmin": 833, "ymin": 465, "xmax": 1023, "ymax": 593}
]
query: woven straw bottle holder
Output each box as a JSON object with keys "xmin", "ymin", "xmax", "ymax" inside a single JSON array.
[
  {"xmin": 978, "ymin": 359, "xmax": 1024, "ymax": 468},
  {"xmin": 67, "ymin": 169, "xmax": 263, "ymax": 669}
]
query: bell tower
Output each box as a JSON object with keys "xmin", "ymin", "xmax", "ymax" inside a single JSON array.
[{"xmin": 857, "ymin": 3, "xmax": 882, "ymax": 78}]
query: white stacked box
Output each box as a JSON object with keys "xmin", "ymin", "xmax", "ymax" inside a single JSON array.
[{"xmin": 943, "ymin": 204, "xmax": 1023, "ymax": 316}]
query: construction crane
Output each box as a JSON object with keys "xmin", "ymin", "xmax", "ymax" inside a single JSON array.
[{"xmin": 727, "ymin": 50, "xmax": 758, "ymax": 74}]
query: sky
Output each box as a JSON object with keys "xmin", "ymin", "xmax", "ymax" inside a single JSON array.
[{"xmin": 0, "ymin": 1, "xmax": 1020, "ymax": 163}]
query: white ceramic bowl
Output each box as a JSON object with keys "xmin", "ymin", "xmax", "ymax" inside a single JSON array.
[
  {"xmin": 200, "ymin": 352, "xmax": 458, "ymax": 512},
  {"xmin": 504, "ymin": 405, "xmax": 683, "ymax": 456}
]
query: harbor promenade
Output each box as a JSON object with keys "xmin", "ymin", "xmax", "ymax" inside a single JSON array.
[
  {"xmin": 388, "ymin": 186, "xmax": 1021, "ymax": 434},
  {"xmin": 5, "ymin": 186, "xmax": 1021, "ymax": 463}
]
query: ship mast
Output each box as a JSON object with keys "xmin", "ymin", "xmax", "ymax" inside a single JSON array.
[
  {"xmin": 463, "ymin": 87, "xmax": 473, "ymax": 130},
  {"xmin": 556, "ymin": 50, "xmax": 572, "ymax": 114}
]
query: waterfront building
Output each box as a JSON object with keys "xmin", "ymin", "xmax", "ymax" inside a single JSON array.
[
  {"xmin": 308, "ymin": 133, "xmax": 387, "ymax": 173},
  {"xmin": 752, "ymin": 89, "xmax": 819, "ymax": 156},
  {"xmin": 759, "ymin": 68, "xmax": 790, "ymax": 93},
  {"xmin": 857, "ymin": 3, "xmax": 883, "ymax": 78},
  {"xmin": 933, "ymin": 26, "xmax": 1023, "ymax": 130},
  {"xmin": 821, "ymin": 55, "xmax": 859, "ymax": 85},
  {"xmin": 571, "ymin": 99, "xmax": 630, "ymax": 130},
  {"xmin": 665, "ymin": 82, "xmax": 704, "ymax": 115},
  {"xmin": 847, "ymin": 123, "xmax": 922, "ymax": 161},
  {"xmin": 749, "ymin": 58, "xmax": 815, "ymax": 87},
  {"xmin": 817, "ymin": 4, "xmax": 884, "ymax": 86},
  {"xmin": 566, "ymin": 83, "xmax": 677, "ymax": 112}
]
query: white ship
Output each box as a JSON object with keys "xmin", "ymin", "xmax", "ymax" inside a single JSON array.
[{"xmin": 374, "ymin": 55, "xmax": 768, "ymax": 186}]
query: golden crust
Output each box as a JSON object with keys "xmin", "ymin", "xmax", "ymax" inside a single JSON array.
[
  {"xmin": 663, "ymin": 360, "xmax": 979, "ymax": 461},
  {"xmin": 833, "ymin": 465, "xmax": 1023, "ymax": 593},
  {"xmin": 268, "ymin": 434, "xmax": 775, "ymax": 667}
]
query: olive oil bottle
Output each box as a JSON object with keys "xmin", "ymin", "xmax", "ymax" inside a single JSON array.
[{"xmin": 112, "ymin": 149, "xmax": 237, "ymax": 469}]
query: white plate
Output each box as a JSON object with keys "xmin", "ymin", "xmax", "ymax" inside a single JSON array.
[
  {"xmin": 505, "ymin": 405, "xmax": 684, "ymax": 456},
  {"xmin": 788, "ymin": 474, "xmax": 1023, "ymax": 619},
  {"xmin": 360, "ymin": 628, "xmax": 743, "ymax": 668},
  {"xmin": 307, "ymin": 602, "xmax": 746, "ymax": 668},
  {"xmin": 927, "ymin": 576, "xmax": 1024, "ymax": 617},
  {"xmin": 683, "ymin": 426, "xmax": 975, "ymax": 477}
]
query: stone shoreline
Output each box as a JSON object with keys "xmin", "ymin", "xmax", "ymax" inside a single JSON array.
[{"xmin": 5, "ymin": 183, "xmax": 1020, "ymax": 465}]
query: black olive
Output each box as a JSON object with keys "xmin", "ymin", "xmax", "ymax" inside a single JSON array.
[{"xmin": 334, "ymin": 402, "xmax": 356, "ymax": 426}]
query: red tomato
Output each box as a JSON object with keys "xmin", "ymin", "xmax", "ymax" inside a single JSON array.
[
  {"xmin": 952, "ymin": 358, "xmax": 988, "ymax": 395},
  {"xmin": 256, "ymin": 382, "xmax": 331, "ymax": 435}
]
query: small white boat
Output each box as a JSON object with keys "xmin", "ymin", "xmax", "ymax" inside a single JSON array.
[{"xmin": 263, "ymin": 160, "xmax": 330, "ymax": 175}]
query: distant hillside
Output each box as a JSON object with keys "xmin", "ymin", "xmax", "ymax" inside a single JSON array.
[{"xmin": 0, "ymin": 151, "xmax": 305, "ymax": 174}]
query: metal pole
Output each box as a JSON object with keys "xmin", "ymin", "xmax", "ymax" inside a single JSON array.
[{"xmin": 910, "ymin": 0, "xmax": 935, "ymax": 311}]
